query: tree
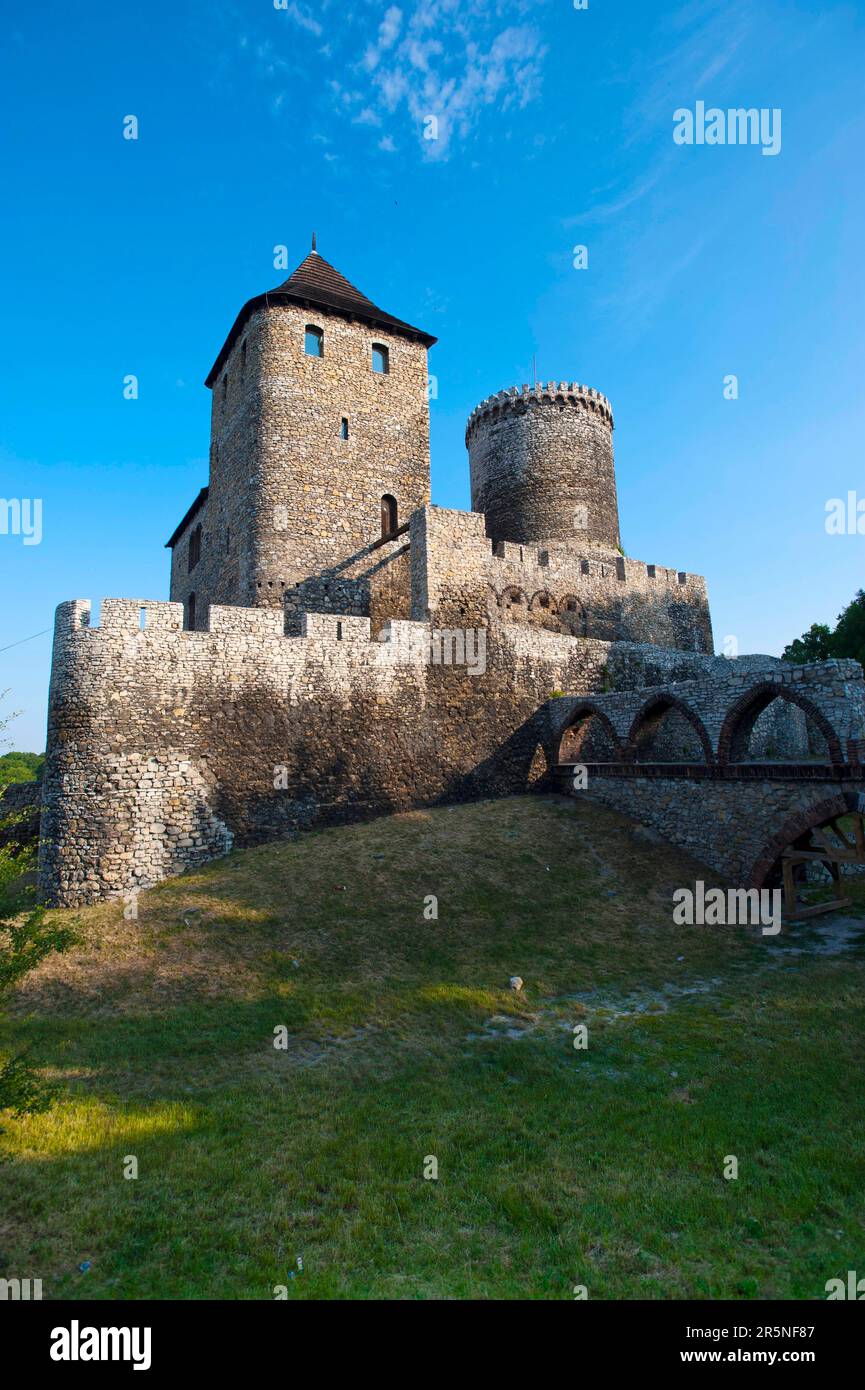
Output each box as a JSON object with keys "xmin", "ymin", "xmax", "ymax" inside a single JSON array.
[
  {"xmin": 0, "ymin": 751, "xmax": 45, "ymax": 784},
  {"xmin": 782, "ymin": 623, "xmax": 833, "ymax": 665},
  {"xmin": 831, "ymin": 589, "xmax": 865, "ymax": 669},
  {"xmin": 782, "ymin": 590, "xmax": 865, "ymax": 672}
]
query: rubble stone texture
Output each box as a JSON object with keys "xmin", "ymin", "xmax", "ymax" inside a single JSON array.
[{"xmin": 37, "ymin": 249, "xmax": 863, "ymax": 905}]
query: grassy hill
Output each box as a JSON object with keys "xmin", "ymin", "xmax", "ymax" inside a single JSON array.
[{"xmin": 2, "ymin": 795, "xmax": 864, "ymax": 1299}]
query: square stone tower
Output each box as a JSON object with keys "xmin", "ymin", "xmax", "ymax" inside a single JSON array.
[{"xmin": 167, "ymin": 245, "xmax": 436, "ymax": 619}]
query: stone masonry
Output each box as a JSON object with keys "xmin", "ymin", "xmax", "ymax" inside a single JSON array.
[{"xmin": 37, "ymin": 243, "xmax": 862, "ymax": 905}]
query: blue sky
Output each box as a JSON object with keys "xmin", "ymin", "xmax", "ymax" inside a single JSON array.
[{"xmin": 1, "ymin": 0, "xmax": 864, "ymax": 750}]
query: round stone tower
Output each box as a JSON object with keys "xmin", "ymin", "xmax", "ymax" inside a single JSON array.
[{"xmin": 466, "ymin": 382, "xmax": 620, "ymax": 550}]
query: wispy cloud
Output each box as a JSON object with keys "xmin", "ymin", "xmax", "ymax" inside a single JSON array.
[
  {"xmin": 564, "ymin": 168, "xmax": 667, "ymax": 227},
  {"xmin": 276, "ymin": 2, "xmax": 323, "ymax": 40},
  {"xmin": 623, "ymin": 0, "xmax": 751, "ymax": 139},
  {"xmin": 598, "ymin": 234, "xmax": 709, "ymax": 338},
  {"xmin": 360, "ymin": 5, "xmax": 548, "ymax": 161},
  {"xmin": 232, "ymin": 0, "xmax": 549, "ymax": 162}
]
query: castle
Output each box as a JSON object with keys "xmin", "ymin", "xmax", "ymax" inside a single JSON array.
[{"xmin": 39, "ymin": 245, "xmax": 731, "ymax": 906}]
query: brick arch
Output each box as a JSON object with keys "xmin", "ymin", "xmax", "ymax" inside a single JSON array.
[
  {"xmin": 499, "ymin": 585, "xmax": 528, "ymax": 610},
  {"xmin": 717, "ymin": 682, "xmax": 843, "ymax": 768},
  {"xmin": 623, "ymin": 693, "xmax": 714, "ymax": 765},
  {"xmin": 529, "ymin": 589, "xmax": 557, "ymax": 613},
  {"xmin": 747, "ymin": 792, "xmax": 857, "ymax": 888},
  {"xmin": 556, "ymin": 702, "xmax": 623, "ymax": 764}
]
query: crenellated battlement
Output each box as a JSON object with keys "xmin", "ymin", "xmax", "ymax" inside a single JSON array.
[
  {"xmin": 465, "ymin": 382, "xmax": 614, "ymax": 443},
  {"xmin": 39, "ymin": 246, "xmax": 727, "ymax": 909},
  {"xmin": 51, "ymin": 596, "xmax": 433, "ymax": 662},
  {"xmin": 489, "ymin": 540, "xmax": 699, "ymax": 588}
]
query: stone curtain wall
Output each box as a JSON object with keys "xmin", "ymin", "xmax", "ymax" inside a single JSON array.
[
  {"xmin": 41, "ymin": 594, "xmax": 632, "ymax": 906},
  {"xmin": 40, "ymin": 589, "xmax": 861, "ymax": 905},
  {"xmin": 411, "ymin": 505, "xmax": 713, "ymax": 653},
  {"xmin": 467, "ymin": 384, "xmax": 620, "ymax": 550}
]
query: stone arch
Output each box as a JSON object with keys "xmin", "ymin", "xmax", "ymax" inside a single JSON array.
[
  {"xmin": 717, "ymin": 682, "xmax": 843, "ymax": 768},
  {"xmin": 624, "ymin": 694, "xmax": 714, "ymax": 765},
  {"xmin": 557, "ymin": 703, "xmax": 622, "ymax": 764},
  {"xmin": 747, "ymin": 792, "xmax": 856, "ymax": 888},
  {"xmin": 380, "ymin": 493, "xmax": 398, "ymax": 538}
]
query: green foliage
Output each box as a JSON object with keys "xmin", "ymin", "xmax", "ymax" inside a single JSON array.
[
  {"xmin": 0, "ymin": 696, "xmax": 75, "ymax": 1122},
  {"xmin": 832, "ymin": 590, "xmax": 865, "ymax": 668},
  {"xmin": 782, "ymin": 623, "xmax": 833, "ymax": 665},
  {"xmin": 0, "ymin": 751, "xmax": 44, "ymax": 785},
  {"xmin": 783, "ymin": 590, "xmax": 865, "ymax": 669},
  {"xmin": 0, "ymin": 906, "xmax": 77, "ymax": 993},
  {"xmin": 0, "ymin": 901, "xmax": 76, "ymax": 1121},
  {"xmin": 0, "ymin": 1052, "xmax": 54, "ymax": 1118}
]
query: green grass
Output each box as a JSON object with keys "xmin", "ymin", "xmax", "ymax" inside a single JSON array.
[{"xmin": 1, "ymin": 795, "xmax": 864, "ymax": 1300}]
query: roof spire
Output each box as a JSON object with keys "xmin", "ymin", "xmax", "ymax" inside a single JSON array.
[{"xmin": 311, "ymin": 230, "xmax": 317, "ymax": 252}]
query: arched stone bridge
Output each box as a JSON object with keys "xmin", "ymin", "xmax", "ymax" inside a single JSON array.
[{"xmin": 536, "ymin": 658, "xmax": 865, "ymax": 890}]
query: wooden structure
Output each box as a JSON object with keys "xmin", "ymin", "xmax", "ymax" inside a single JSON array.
[{"xmin": 780, "ymin": 812, "xmax": 865, "ymax": 921}]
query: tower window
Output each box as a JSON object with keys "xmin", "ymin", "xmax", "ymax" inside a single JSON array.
[
  {"xmin": 381, "ymin": 494, "xmax": 397, "ymax": 538},
  {"xmin": 222, "ymin": 373, "xmax": 229, "ymax": 402},
  {"xmin": 340, "ymin": 417, "xmax": 349, "ymax": 440},
  {"xmin": 371, "ymin": 343, "xmax": 389, "ymax": 374},
  {"xmin": 188, "ymin": 523, "xmax": 202, "ymax": 573},
  {"xmin": 240, "ymin": 340, "xmax": 247, "ymax": 381},
  {"xmin": 186, "ymin": 592, "xmax": 196, "ymax": 631},
  {"xmin": 305, "ymin": 325, "xmax": 324, "ymax": 357}
]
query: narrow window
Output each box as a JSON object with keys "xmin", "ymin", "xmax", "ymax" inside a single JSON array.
[
  {"xmin": 371, "ymin": 343, "xmax": 389, "ymax": 374},
  {"xmin": 340, "ymin": 417, "xmax": 349, "ymax": 440},
  {"xmin": 226, "ymin": 525, "xmax": 231, "ymax": 554},
  {"xmin": 240, "ymin": 340, "xmax": 247, "ymax": 381},
  {"xmin": 222, "ymin": 373, "xmax": 229, "ymax": 402},
  {"xmin": 305, "ymin": 325, "xmax": 324, "ymax": 357},
  {"xmin": 187, "ymin": 592, "xmax": 196, "ymax": 631},
  {"xmin": 188, "ymin": 523, "xmax": 202, "ymax": 573},
  {"xmin": 381, "ymin": 494, "xmax": 397, "ymax": 538}
]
